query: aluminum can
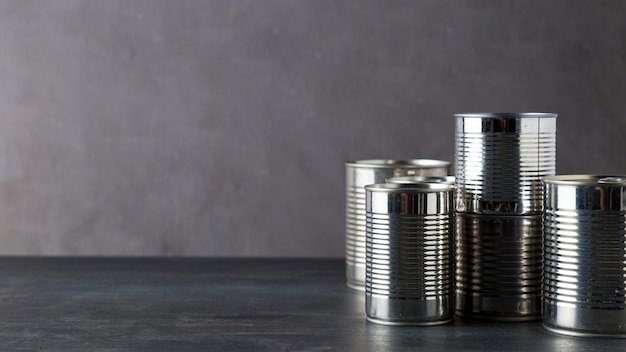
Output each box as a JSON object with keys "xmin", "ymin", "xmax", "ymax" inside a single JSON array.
[
  {"xmin": 455, "ymin": 213, "xmax": 542, "ymax": 320},
  {"xmin": 345, "ymin": 159, "xmax": 450, "ymax": 290},
  {"xmin": 454, "ymin": 113, "xmax": 557, "ymax": 215},
  {"xmin": 543, "ymin": 175, "xmax": 626, "ymax": 337},
  {"xmin": 365, "ymin": 182, "xmax": 455, "ymax": 326}
]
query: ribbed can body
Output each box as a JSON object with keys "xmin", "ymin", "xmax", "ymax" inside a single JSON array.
[
  {"xmin": 454, "ymin": 113, "xmax": 556, "ymax": 215},
  {"xmin": 365, "ymin": 183, "xmax": 455, "ymax": 326},
  {"xmin": 455, "ymin": 213, "xmax": 542, "ymax": 320},
  {"xmin": 543, "ymin": 175, "xmax": 626, "ymax": 337},
  {"xmin": 345, "ymin": 160, "xmax": 449, "ymax": 290}
]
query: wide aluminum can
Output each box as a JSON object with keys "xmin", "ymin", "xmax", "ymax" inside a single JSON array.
[
  {"xmin": 454, "ymin": 113, "xmax": 556, "ymax": 215},
  {"xmin": 365, "ymin": 182, "xmax": 455, "ymax": 326},
  {"xmin": 345, "ymin": 159, "xmax": 450, "ymax": 290},
  {"xmin": 543, "ymin": 175, "xmax": 626, "ymax": 337},
  {"xmin": 455, "ymin": 213, "xmax": 542, "ymax": 321}
]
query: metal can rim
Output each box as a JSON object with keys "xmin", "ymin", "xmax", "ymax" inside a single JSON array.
[
  {"xmin": 365, "ymin": 182, "xmax": 454, "ymax": 192},
  {"xmin": 455, "ymin": 212, "xmax": 542, "ymax": 221},
  {"xmin": 542, "ymin": 174, "xmax": 626, "ymax": 187},
  {"xmin": 346, "ymin": 159, "xmax": 450, "ymax": 169},
  {"xmin": 454, "ymin": 112, "xmax": 557, "ymax": 118},
  {"xmin": 386, "ymin": 176, "xmax": 455, "ymax": 184}
]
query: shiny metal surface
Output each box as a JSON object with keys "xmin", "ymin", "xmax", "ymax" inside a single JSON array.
[
  {"xmin": 365, "ymin": 183, "xmax": 455, "ymax": 325},
  {"xmin": 455, "ymin": 213, "xmax": 542, "ymax": 321},
  {"xmin": 542, "ymin": 175, "xmax": 626, "ymax": 337},
  {"xmin": 345, "ymin": 159, "xmax": 450, "ymax": 289},
  {"xmin": 454, "ymin": 113, "xmax": 556, "ymax": 214},
  {"xmin": 386, "ymin": 175, "xmax": 455, "ymax": 184}
]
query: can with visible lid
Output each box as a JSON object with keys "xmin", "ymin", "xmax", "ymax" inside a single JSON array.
[
  {"xmin": 543, "ymin": 175, "xmax": 626, "ymax": 337},
  {"xmin": 365, "ymin": 182, "xmax": 455, "ymax": 326},
  {"xmin": 454, "ymin": 113, "xmax": 557, "ymax": 215},
  {"xmin": 345, "ymin": 159, "xmax": 450, "ymax": 290},
  {"xmin": 455, "ymin": 212, "xmax": 542, "ymax": 320}
]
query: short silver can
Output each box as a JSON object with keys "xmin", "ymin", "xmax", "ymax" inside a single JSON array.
[
  {"xmin": 455, "ymin": 213, "xmax": 542, "ymax": 321},
  {"xmin": 543, "ymin": 175, "xmax": 626, "ymax": 337},
  {"xmin": 365, "ymin": 182, "xmax": 455, "ymax": 326},
  {"xmin": 345, "ymin": 159, "xmax": 450, "ymax": 290}
]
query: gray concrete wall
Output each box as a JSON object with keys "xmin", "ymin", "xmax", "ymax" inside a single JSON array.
[{"xmin": 0, "ymin": 0, "xmax": 624, "ymax": 256}]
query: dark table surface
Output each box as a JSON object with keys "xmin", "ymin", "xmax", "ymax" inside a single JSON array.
[{"xmin": 0, "ymin": 257, "xmax": 623, "ymax": 351}]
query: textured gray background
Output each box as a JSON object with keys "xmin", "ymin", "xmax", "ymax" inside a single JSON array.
[{"xmin": 0, "ymin": 0, "xmax": 624, "ymax": 256}]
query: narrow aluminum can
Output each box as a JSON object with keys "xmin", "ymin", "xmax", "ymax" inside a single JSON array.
[
  {"xmin": 345, "ymin": 159, "xmax": 450, "ymax": 290},
  {"xmin": 365, "ymin": 182, "xmax": 455, "ymax": 326},
  {"xmin": 454, "ymin": 113, "xmax": 557, "ymax": 215},
  {"xmin": 455, "ymin": 213, "xmax": 542, "ymax": 321},
  {"xmin": 543, "ymin": 175, "xmax": 626, "ymax": 337}
]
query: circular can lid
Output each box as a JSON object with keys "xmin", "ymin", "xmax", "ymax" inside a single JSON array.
[
  {"xmin": 454, "ymin": 112, "xmax": 557, "ymax": 119},
  {"xmin": 543, "ymin": 175, "xmax": 626, "ymax": 187},
  {"xmin": 346, "ymin": 159, "xmax": 450, "ymax": 169},
  {"xmin": 364, "ymin": 182, "xmax": 454, "ymax": 192},
  {"xmin": 386, "ymin": 175, "xmax": 455, "ymax": 184}
]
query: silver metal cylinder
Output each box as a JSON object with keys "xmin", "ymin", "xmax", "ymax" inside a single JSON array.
[
  {"xmin": 455, "ymin": 213, "xmax": 542, "ymax": 321},
  {"xmin": 543, "ymin": 175, "xmax": 626, "ymax": 337},
  {"xmin": 345, "ymin": 159, "xmax": 450, "ymax": 290},
  {"xmin": 365, "ymin": 182, "xmax": 455, "ymax": 326},
  {"xmin": 454, "ymin": 113, "xmax": 557, "ymax": 215}
]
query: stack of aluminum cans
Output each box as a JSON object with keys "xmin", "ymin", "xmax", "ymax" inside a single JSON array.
[
  {"xmin": 345, "ymin": 160, "xmax": 450, "ymax": 290},
  {"xmin": 454, "ymin": 112, "xmax": 557, "ymax": 320},
  {"xmin": 345, "ymin": 112, "xmax": 626, "ymax": 336}
]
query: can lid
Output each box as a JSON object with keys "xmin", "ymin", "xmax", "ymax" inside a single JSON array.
[
  {"xmin": 386, "ymin": 176, "xmax": 455, "ymax": 184},
  {"xmin": 365, "ymin": 182, "xmax": 454, "ymax": 192},
  {"xmin": 346, "ymin": 159, "xmax": 450, "ymax": 169},
  {"xmin": 543, "ymin": 175, "xmax": 626, "ymax": 187},
  {"xmin": 454, "ymin": 112, "xmax": 557, "ymax": 119}
]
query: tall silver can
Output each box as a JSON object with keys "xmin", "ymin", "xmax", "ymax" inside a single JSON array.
[
  {"xmin": 454, "ymin": 113, "xmax": 557, "ymax": 215},
  {"xmin": 543, "ymin": 175, "xmax": 626, "ymax": 337},
  {"xmin": 345, "ymin": 159, "xmax": 450, "ymax": 290},
  {"xmin": 365, "ymin": 182, "xmax": 455, "ymax": 326},
  {"xmin": 455, "ymin": 213, "xmax": 542, "ymax": 320}
]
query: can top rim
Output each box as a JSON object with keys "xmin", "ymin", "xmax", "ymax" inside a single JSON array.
[
  {"xmin": 543, "ymin": 175, "xmax": 626, "ymax": 186},
  {"xmin": 454, "ymin": 112, "xmax": 557, "ymax": 118},
  {"xmin": 365, "ymin": 182, "xmax": 455, "ymax": 192},
  {"xmin": 386, "ymin": 176, "xmax": 455, "ymax": 184},
  {"xmin": 346, "ymin": 159, "xmax": 450, "ymax": 168}
]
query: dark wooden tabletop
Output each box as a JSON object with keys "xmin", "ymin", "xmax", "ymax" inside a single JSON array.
[{"xmin": 0, "ymin": 257, "xmax": 622, "ymax": 351}]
